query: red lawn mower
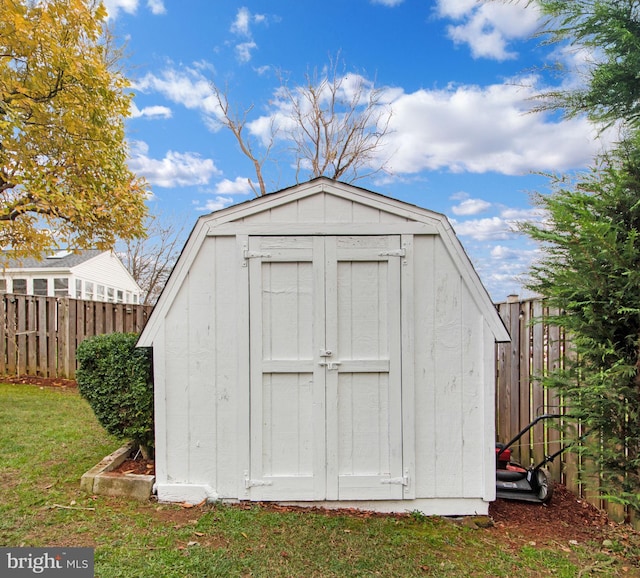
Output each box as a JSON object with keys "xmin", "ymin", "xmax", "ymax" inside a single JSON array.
[{"xmin": 496, "ymin": 414, "xmax": 568, "ymax": 504}]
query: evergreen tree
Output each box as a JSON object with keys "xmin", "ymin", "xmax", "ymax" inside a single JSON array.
[
  {"xmin": 522, "ymin": 138, "xmax": 640, "ymax": 511},
  {"xmin": 522, "ymin": 0, "xmax": 640, "ymax": 512},
  {"xmin": 536, "ymin": 0, "xmax": 640, "ymax": 129}
]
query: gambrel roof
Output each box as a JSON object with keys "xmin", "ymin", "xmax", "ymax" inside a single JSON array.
[{"xmin": 139, "ymin": 178, "xmax": 509, "ymax": 345}]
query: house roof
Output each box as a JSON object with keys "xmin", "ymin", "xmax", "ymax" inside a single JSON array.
[
  {"xmin": 1, "ymin": 249, "xmax": 104, "ymax": 270},
  {"xmin": 139, "ymin": 178, "xmax": 510, "ymax": 345}
]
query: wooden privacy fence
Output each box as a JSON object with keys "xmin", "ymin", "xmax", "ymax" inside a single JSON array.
[
  {"xmin": 496, "ymin": 296, "xmax": 636, "ymax": 526},
  {"xmin": 495, "ymin": 296, "xmax": 566, "ymax": 480},
  {"xmin": 0, "ymin": 294, "xmax": 153, "ymax": 379}
]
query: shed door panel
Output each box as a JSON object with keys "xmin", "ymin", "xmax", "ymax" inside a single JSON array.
[
  {"xmin": 248, "ymin": 235, "xmax": 403, "ymax": 501},
  {"xmin": 248, "ymin": 237, "xmax": 326, "ymax": 500},
  {"xmin": 330, "ymin": 241, "xmax": 403, "ymax": 500}
]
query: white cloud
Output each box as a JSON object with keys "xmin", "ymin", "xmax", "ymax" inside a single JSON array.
[
  {"xmin": 500, "ymin": 207, "xmax": 545, "ymax": 221},
  {"xmin": 102, "ymin": 0, "xmax": 138, "ymax": 18},
  {"xmin": 472, "ymin": 241, "xmax": 541, "ymax": 301},
  {"xmin": 383, "ymin": 77, "xmax": 609, "ymax": 176},
  {"xmin": 254, "ymin": 65, "xmax": 271, "ymax": 76},
  {"xmin": 236, "ymin": 41, "xmax": 258, "ymax": 64},
  {"xmin": 451, "ymin": 216, "xmax": 516, "ymax": 241},
  {"xmin": 435, "ymin": 0, "xmax": 477, "ymax": 20},
  {"xmin": 129, "ymin": 142, "xmax": 221, "ymax": 188},
  {"xmin": 490, "ymin": 245, "xmax": 520, "ymax": 261},
  {"xmin": 195, "ymin": 196, "xmax": 235, "ymax": 212},
  {"xmin": 147, "ymin": 0, "xmax": 165, "ymax": 15},
  {"xmin": 436, "ymin": 0, "xmax": 541, "ymax": 60},
  {"xmin": 229, "ymin": 7, "xmax": 267, "ymax": 62},
  {"xmin": 231, "ymin": 7, "xmax": 251, "ymax": 36},
  {"xmin": 103, "ymin": 0, "xmax": 164, "ymax": 18},
  {"xmin": 371, "ymin": 0, "xmax": 404, "ymax": 6},
  {"xmin": 135, "ymin": 67, "xmax": 612, "ymax": 182},
  {"xmin": 130, "ymin": 102, "xmax": 172, "ymax": 119},
  {"xmin": 134, "ymin": 68, "xmax": 220, "ymax": 119},
  {"xmin": 451, "ymin": 198, "xmax": 491, "ymax": 216},
  {"xmin": 215, "ymin": 177, "xmax": 255, "ymax": 196}
]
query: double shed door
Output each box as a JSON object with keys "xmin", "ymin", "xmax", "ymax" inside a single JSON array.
[{"xmin": 247, "ymin": 235, "xmax": 409, "ymax": 502}]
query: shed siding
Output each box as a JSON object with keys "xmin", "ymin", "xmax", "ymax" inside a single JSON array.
[
  {"xmin": 142, "ymin": 179, "xmax": 507, "ymax": 514},
  {"xmin": 157, "ymin": 237, "xmax": 240, "ymax": 494},
  {"xmin": 163, "ymin": 269, "xmax": 190, "ymax": 483},
  {"xmin": 412, "ymin": 235, "xmax": 489, "ymax": 500},
  {"xmin": 156, "ymin": 231, "xmax": 495, "ymax": 506},
  {"xmin": 213, "ymin": 236, "xmax": 243, "ymax": 498},
  {"xmin": 240, "ymin": 194, "xmax": 411, "ymax": 225}
]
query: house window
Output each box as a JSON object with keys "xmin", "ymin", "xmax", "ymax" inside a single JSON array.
[
  {"xmin": 85, "ymin": 282, "xmax": 94, "ymax": 300},
  {"xmin": 75, "ymin": 279, "xmax": 82, "ymax": 299},
  {"xmin": 116, "ymin": 290, "xmax": 124, "ymax": 303},
  {"xmin": 12, "ymin": 279, "xmax": 26, "ymax": 294},
  {"xmin": 133, "ymin": 294, "xmax": 139, "ymax": 304},
  {"xmin": 0, "ymin": 279, "xmax": 6, "ymax": 294},
  {"xmin": 97, "ymin": 285, "xmax": 105, "ymax": 301},
  {"xmin": 33, "ymin": 279, "xmax": 48, "ymax": 296},
  {"xmin": 54, "ymin": 278, "xmax": 69, "ymax": 297},
  {"xmin": 107, "ymin": 287, "xmax": 115, "ymax": 303}
]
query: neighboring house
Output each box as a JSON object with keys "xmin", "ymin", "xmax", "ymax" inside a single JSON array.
[
  {"xmin": 138, "ymin": 178, "xmax": 510, "ymax": 516},
  {"xmin": 0, "ymin": 249, "xmax": 142, "ymax": 304}
]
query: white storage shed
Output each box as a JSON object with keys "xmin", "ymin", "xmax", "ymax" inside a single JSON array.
[{"xmin": 138, "ymin": 178, "xmax": 510, "ymax": 516}]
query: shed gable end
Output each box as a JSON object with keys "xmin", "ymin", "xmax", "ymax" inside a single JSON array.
[{"xmin": 238, "ymin": 191, "xmax": 412, "ymax": 226}]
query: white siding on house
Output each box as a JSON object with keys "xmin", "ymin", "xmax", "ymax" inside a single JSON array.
[
  {"xmin": 0, "ymin": 251, "xmax": 142, "ymax": 303},
  {"xmin": 73, "ymin": 251, "xmax": 141, "ymax": 303}
]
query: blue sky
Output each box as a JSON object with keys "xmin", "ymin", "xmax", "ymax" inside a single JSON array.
[{"xmin": 104, "ymin": 0, "xmax": 611, "ymax": 302}]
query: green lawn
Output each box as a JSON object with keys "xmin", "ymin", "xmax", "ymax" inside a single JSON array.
[{"xmin": 0, "ymin": 383, "xmax": 637, "ymax": 577}]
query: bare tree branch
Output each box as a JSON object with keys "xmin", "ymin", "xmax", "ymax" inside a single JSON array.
[
  {"xmin": 210, "ymin": 54, "xmax": 393, "ymax": 194},
  {"xmin": 118, "ymin": 214, "xmax": 187, "ymax": 305},
  {"xmin": 210, "ymin": 83, "xmax": 274, "ymax": 196}
]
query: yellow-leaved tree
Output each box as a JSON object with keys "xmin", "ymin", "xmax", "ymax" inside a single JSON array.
[{"xmin": 0, "ymin": 0, "xmax": 148, "ymax": 259}]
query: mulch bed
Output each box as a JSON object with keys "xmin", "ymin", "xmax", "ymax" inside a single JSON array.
[
  {"xmin": 3, "ymin": 374, "xmax": 78, "ymax": 389},
  {"xmin": 112, "ymin": 455, "xmax": 155, "ymax": 476},
  {"xmin": 489, "ymin": 483, "xmax": 611, "ymax": 542}
]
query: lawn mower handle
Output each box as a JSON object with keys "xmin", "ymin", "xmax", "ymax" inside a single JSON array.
[{"xmin": 496, "ymin": 414, "xmax": 565, "ymax": 460}]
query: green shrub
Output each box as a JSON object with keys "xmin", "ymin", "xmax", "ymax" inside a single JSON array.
[{"xmin": 76, "ymin": 332, "xmax": 154, "ymax": 459}]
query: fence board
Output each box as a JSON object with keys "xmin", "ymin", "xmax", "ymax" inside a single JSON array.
[
  {"xmin": 27, "ymin": 297, "xmax": 37, "ymax": 375},
  {"xmin": 6, "ymin": 297, "xmax": 16, "ymax": 374},
  {"xmin": 16, "ymin": 297, "xmax": 27, "ymax": 375},
  {"xmin": 507, "ymin": 298, "xmax": 521, "ymax": 460},
  {"xmin": 0, "ymin": 294, "xmax": 152, "ymax": 379},
  {"xmin": 496, "ymin": 304, "xmax": 511, "ymax": 445},
  {"xmin": 547, "ymin": 308, "xmax": 562, "ymax": 481},
  {"xmin": 518, "ymin": 300, "xmax": 531, "ymax": 467},
  {"xmin": 38, "ymin": 298, "xmax": 48, "ymax": 376},
  {"xmin": 47, "ymin": 299, "xmax": 57, "ymax": 377}
]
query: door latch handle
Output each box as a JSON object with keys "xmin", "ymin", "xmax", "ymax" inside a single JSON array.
[{"xmin": 318, "ymin": 361, "xmax": 341, "ymax": 370}]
